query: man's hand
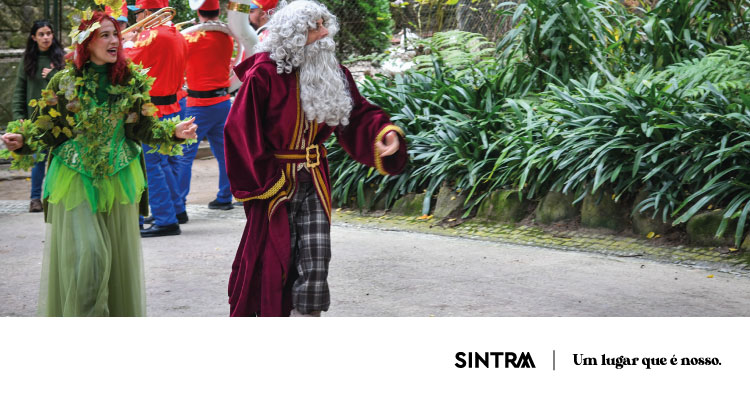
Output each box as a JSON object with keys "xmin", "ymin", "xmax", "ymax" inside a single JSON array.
[
  {"xmin": 2, "ymin": 133, "xmax": 24, "ymax": 152},
  {"xmin": 175, "ymin": 117, "xmax": 198, "ymax": 140},
  {"xmin": 376, "ymin": 130, "xmax": 400, "ymax": 157},
  {"xmin": 123, "ymin": 30, "xmax": 137, "ymax": 43}
]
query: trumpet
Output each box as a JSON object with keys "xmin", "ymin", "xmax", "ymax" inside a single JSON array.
[{"xmin": 122, "ymin": 7, "xmax": 176, "ymax": 35}]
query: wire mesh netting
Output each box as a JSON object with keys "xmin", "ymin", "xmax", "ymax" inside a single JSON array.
[
  {"xmin": 325, "ymin": 0, "xmax": 509, "ymax": 58},
  {"xmin": 388, "ymin": 0, "xmax": 506, "ymax": 42}
]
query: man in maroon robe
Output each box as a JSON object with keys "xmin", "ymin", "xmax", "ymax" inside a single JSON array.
[{"xmin": 224, "ymin": 0, "xmax": 408, "ymax": 317}]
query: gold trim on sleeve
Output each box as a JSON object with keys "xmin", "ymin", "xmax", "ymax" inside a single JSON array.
[
  {"xmin": 373, "ymin": 124, "xmax": 403, "ymax": 176},
  {"xmin": 234, "ymin": 171, "xmax": 286, "ymax": 202}
]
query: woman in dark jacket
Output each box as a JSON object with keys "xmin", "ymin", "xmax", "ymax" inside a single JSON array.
[{"xmin": 11, "ymin": 20, "xmax": 65, "ymax": 212}]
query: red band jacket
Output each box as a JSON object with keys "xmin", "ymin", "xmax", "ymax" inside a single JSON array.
[
  {"xmin": 184, "ymin": 30, "xmax": 233, "ymax": 107},
  {"xmin": 126, "ymin": 24, "xmax": 188, "ymax": 117}
]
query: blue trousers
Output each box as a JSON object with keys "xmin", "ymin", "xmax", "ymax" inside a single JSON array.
[
  {"xmin": 141, "ymin": 109, "xmax": 185, "ymax": 226},
  {"xmin": 172, "ymin": 99, "xmax": 232, "ymax": 205},
  {"xmin": 30, "ymin": 150, "xmax": 48, "ymax": 199}
]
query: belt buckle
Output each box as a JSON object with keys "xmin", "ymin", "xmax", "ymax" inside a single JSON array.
[{"xmin": 305, "ymin": 144, "xmax": 320, "ymax": 169}]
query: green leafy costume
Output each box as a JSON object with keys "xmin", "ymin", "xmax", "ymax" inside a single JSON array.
[{"xmin": 5, "ymin": 61, "xmax": 189, "ymax": 317}]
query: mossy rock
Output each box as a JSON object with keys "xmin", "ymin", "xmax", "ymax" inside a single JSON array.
[
  {"xmin": 433, "ymin": 184, "xmax": 466, "ymax": 219},
  {"xmin": 686, "ymin": 210, "xmax": 738, "ymax": 246},
  {"xmin": 581, "ymin": 190, "xmax": 628, "ymax": 231},
  {"xmin": 8, "ymin": 34, "xmax": 27, "ymax": 49},
  {"xmin": 535, "ymin": 191, "xmax": 578, "ymax": 224},
  {"xmin": 742, "ymin": 234, "xmax": 750, "ymax": 251},
  {"xmin": 477, "ymin": 190, "xmax": 528, "ymax": 223},
  {"xmin": 631, "ymin": 189, "xmax": 671, "ymax": 236},
  {"xmin": 347, "ymin": 185, "xmax": 387, "ymax": 211},
  {"xmin": 391, "ymin": 193, "xmax": 425, "ymax": 216}
]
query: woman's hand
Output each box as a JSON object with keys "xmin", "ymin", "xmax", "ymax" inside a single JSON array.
[
  {"xmin": 2, "ymin": 133, "xmax": 24, "ymax": 152},
  {"xmin": 174, "ymin": 117, "xmax": 198, "ymax": 140},
  {"xmin": 376, "ymin": 130, "xmax": 400, "ymax": 157},
  {"xmin": 42, "ymin": 63, "xmax": 53, "ymax": 79}
]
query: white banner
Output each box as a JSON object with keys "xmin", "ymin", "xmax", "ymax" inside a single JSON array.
[{"xmin": 1, "ymin": 318, "xmax": 746, "ymax": 399}]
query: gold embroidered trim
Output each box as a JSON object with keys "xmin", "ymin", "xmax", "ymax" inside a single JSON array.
[
  {"xmin": 227, "ymin": 1, "xmax": 252, "ymax": 14},
  {"xmin": 268, "ymin": 165, "xmax": 295, "ymax": 220},
  {"xmin": 234, "ymin": 171, "xmax": 286, "ymax": 202},
  {"xmin": 134, "ymin": 30, "xmax": 158, "ymax": 48},
  {"xmin": 312, "ymin": 167, "xmax": 332, "ymax": 222},
  {"xmin": 291, "ymin": 72, "xmax": 303, "ymax": 150},
  {"xmin": 373, "ymin": 124, "xmax": 403, "ymax": 175},
  {"xmin": 185, "ymin": 31, "xmax": 206, "ymax": 43}
]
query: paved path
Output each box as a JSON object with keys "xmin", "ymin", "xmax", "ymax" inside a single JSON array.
[
  {"xmin": 2, "ymin": 203, "xmax": 750, "ymax": 317},
  {"xmin": 2, "ymin": 158, "xmax": 750, "ymax": 316}
]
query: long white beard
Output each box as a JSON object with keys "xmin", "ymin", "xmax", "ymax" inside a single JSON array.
[{"xmin": 299, "ymin": 37, "xmax": 352, "ymax": 127}]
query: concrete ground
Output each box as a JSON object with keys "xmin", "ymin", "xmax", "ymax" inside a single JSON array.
[{"xmin": 2, "ymin": 157, "xmax": 750, "ymax": 316}]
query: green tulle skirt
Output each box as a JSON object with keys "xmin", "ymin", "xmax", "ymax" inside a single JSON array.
[{"xmin": 38, "ymin": 158, "xmax": 147, "ymax": 317}]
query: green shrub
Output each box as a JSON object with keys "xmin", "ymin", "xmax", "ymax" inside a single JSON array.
[
  {"xmin": 513, "ymin": 45, "xmax": 750, "ymax": 245},
  {"xmin": 496, "ymin": 0, "xmax": 632, "ymax": 91},
  {"xmin": 621, "ymin": 0, "xmax": 750, "ymax": 71}
]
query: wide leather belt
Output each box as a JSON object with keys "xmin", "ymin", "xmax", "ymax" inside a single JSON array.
[
  {"xmin": 150, "ymin": 93, "xmax": 178, "ymax": 106},
  {"xmin": 188, "ymin": 88, "xmax": 229, "ymax": 98},
  {"xmin": 274, "ymin": 144, "xmax": 327, "ymax": 169}
]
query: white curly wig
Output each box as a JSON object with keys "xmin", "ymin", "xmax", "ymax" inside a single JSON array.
[{"xmin": 255, "ymin": 0, "xmax": 352, "ymax": 126}]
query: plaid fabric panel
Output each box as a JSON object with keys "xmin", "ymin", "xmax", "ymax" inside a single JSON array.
[{"xmin": 287, "ymin": 179, "xmax": 331, "ymax": 314}]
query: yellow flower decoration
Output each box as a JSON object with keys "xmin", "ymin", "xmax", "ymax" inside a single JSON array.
[
  {"xmin": 95, "ymin": 0, "xmax": 124, "ymax": 18},
  {"xmin": 141, "ymin": 102, "xmax": 158, "ymax": 117}
]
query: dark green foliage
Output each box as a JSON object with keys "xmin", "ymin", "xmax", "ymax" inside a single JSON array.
[
  {"xmin": 621, "ymin": 0, "xmax": 750, "ymax": 70},
  {"xmin": 320, "ymin": 0, "xmax": 393, "ymax": 57},
  {"xmin": 329, "ymin": 0, "xmax": 750, "ymax": 245}
]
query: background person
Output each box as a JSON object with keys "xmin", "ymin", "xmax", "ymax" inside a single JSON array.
[
  {"xmin": 11, "ymin": 20, "xmax": 65, "ymax": 213},
  {"xmin": 173, "ymin": 0, "xmax": 235, "ymax": 211},
  {"xmin": 126, "ymin": 0, "xmax": 190, "ymax": 237},
  {"xmin": 248, "ymin": 0, "xmax": 280, "ymax": 40}
]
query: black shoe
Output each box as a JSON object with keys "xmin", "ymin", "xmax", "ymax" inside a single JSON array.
[
  {"xmin": 140, "ymin": 223, "xmax": 181, "ymax": 238},
  {"xmin": 143, "ymin": 215, "xmax": 155, "ymax": 225},
  {"xmin": 208, "ymin": 199, "xmax": 234, "ymax": 210},
  {"xmin": 176, "ymin": 211, "xmax": 189, "ymax": 224}
]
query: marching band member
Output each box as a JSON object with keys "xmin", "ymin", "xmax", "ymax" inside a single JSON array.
[
  {"xmin": 174, "ymin": 0, "xmax": 235, "ymax": 211},
  {"xmin": 126, "ymin": 0, "xmax": 190, "ymax": 237},
  {"xmin": 104, "ymin": 1, "xmax": 130, "ymax": 32},
  {"xmin": 248, "ymin": 0, "xmax": 280, "ymax": 41},
  {"xmin": 116, "ymin": 1, "xmax": 130, "ymax": 31}
]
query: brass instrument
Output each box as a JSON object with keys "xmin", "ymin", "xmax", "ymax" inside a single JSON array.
[
  {"xmin": 122, "ymin": 7, "xmax": 176, "ymax": 35},
  {"xmin": 175, "ymin": 18, "xmax": 197, "ymax": 31}
]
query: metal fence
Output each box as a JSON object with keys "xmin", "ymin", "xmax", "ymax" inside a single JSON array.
[
  {"xmin": 0, "ymin": 51, "xmax": 22, "ymax": 127},
  {"xmin": 328, "ymin": 0, "xmax": 508, "ymax": 57},
  {"xmin": 388, "ymin": 0, "xmax": 506, "ymax": 42}
]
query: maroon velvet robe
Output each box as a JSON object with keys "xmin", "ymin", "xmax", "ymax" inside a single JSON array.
[{"xmin": 224, "ymin": 52, "xmax": 408, "ymax": 317}]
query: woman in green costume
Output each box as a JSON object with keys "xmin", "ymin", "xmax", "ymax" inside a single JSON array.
[{"xmin": 1, "ymin": 11, "xmax": 197, "ymax": 317}]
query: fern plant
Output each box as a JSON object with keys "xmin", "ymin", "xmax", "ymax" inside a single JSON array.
[{"xmin": 412, "ymin": 30, "xmax": 498, "ymax": 77}]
